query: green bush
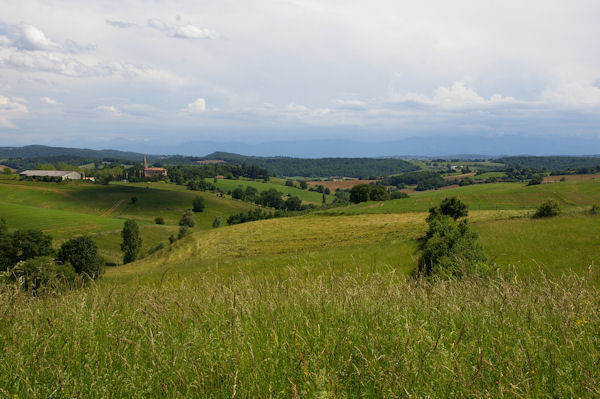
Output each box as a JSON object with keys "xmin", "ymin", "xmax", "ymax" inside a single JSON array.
[
  {"xmin": 192, "ymin": 196, "xmax": 205, "ymax": 212},
  {"xmin": 212, "ymin": 216, "xmax": 223, "ymax": 228},
  {"xmin": 533, "ymin": 199, "xmax": 560, "ymax": 218},
  {"xmin": 4, "ymin": 256, "xmax": 78, "ymax": 293},
  {"xmin": 179, "ymin": 210, "xmax": 195, "ymax": 227},
  {"xmin": 390, "ymin": 190, "xmax": 409, "ymax": 200},
  {"xmin": 154, "ymin": 217, "xmax": 165, "ymax": 225},
  {"xmin": 427, "ymin": 197, "xmax": 468, "ymax": 222},
  {"xmin": 57, "ymin": 236, "xmax": 103, "ymax": 280},
  {"xmin": 177, "ymin": 226, "xmax": 190, "ymax": 240},
  {"xmin": 590, "ymin": 204, "xmax": 599, "ymax": 215}
]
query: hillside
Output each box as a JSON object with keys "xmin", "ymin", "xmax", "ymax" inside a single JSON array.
[
  {"xmin": 499, "ymin": 155, "xmax": 600, "ymax": 171},
  {"xmin": 0, "ymin": 145, "xmax": 148, "ymax": 162},
  {"xmin": 203, "ymin": 151, "xmax": 420, "ymax": 177}
]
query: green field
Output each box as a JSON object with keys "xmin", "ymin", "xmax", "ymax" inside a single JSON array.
[
  {"xmin": 323, "ymin": 179, "xmax": 600, "ymax": 215},
  {"xmin": 1, "ymin": 176, "xmax": 599, "ymax": 397},
  {"xmin": 206, "ymin": 177, "xmax": 334, "ymax": 204},
  {"xmin": 0, "ymin": 180, "xmax": 256, "ymax": 264}
]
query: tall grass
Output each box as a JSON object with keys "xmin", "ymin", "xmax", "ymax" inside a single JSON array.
[{"xmin": 1, "ymin": 263, "xmax": 598, "ymax": 397}]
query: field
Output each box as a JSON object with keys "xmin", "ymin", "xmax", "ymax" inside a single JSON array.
[
  {"xmin": 307, "ymin": 179, "xmax": 378, "ymax": 190},
  {"xmin": 1, "ymin": 176, "xmax": 599, "ymax": 397},
  {"xmin": 206, "ymin": 177, "xmax": 334, "ymax": 204},
  {"xmin": 0, "ymin": 180, "xmax": 255, "ymax": 264}
]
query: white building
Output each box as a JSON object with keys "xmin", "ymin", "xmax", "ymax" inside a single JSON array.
[{"xmin": 20, "ymin": 170, "xmax": 83, "ymax": 180}]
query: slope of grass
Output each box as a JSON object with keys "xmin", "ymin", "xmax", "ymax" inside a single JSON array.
[
  {"xmin": 1, "ymin": 265, "xmax": 598, "ymax": 397},
  {"xmin": 325, "ymin": 179, "xmax": 600, "ymax": 215},
  {"xmin": 207, "ymin": 178, "xmax": 333, "ymax": 204}
]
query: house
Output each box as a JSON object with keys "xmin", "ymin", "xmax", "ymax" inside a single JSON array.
[
  {"xmin": 143, "ymin": 156, "xmax": 167, "ymax": 178},
  {"xmin": 20, "ymin": 170, "xmax": 83, "ymax": 180}
]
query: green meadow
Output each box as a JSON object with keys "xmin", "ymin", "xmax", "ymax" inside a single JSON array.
[{"xmin": 1, "ymin": 176, "xmax": 599, "ymax": 397}]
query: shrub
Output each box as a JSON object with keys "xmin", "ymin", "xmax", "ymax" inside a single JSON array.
[
  {"xmin": 533, "ymin": 199, "xmax": 560, "ymax": 218},
  {"xmin": 177, "ymin": 226, "xmax": 190, "ymax": 240},
  {"xmin": 349, "ymin": 184, "xmax": 371, "ymax": 203},
  {"xmin": 427, "ymin": 197, "xmax": 468, "ymax": 222},
  {"xmin": 57, "ymin": 236, "xmax": 103, "ymax": 280},
  {"xmin": 418, "ymin": 215, "xmax": 487, "ymax": 278},
  {"xmin": 368, "ymin": 185, "xmax": 389, "ymax": 201},
  {"xmin": 179, "ymin": 210, "xmax": 195, "ymax": 227},
  {"xmin": 212, "ymin": 216, "xmax": 223, "ymax": 228},
  {"xmin": 527, "ymin": 175, "xmax": 544, "ymax": 186},
  {"xmin": 284, "ymin": 196, "xmax": 303, "ymax": 211},
  {"xmin": 4, "ymin": 256, "xmax": 78, "ymax": 293},
  {"xmin": 590, "ymin": 204, "xmax": 599, "ymax": 215},
  {"xmin": 390, "ymin": 190, "xmax": 409, "ymax": 200},
  {"xmin": 154, "ymin": 217, "xmax": 165, "ymax": 225},
  {"xmin": 192, "ymin": 196, "xmax": 205, "ymax": 212},
  {"xmin": 0, "ymin": 229, "xmax": 54, "ymax": 271}
]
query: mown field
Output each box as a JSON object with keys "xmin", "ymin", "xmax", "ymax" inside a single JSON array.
[{"xmin": 1, "ymin": 176, "xmax": 599, "ymax": 397}]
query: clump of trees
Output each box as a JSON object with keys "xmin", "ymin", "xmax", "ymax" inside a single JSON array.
[
  {"xmin": 417, "ymin": 198, "xmax": 488, "ymax": 278},
  {"xmin": 1, "ymin": 219, "xmax": 104, "ymax": 293},
  {"xmin": 349, "ymin": 184, "xmax": 389, "ymax": 203},
  {"xmin": 533, "ymin": 199, "xmax": 560, "ymax": 218}
]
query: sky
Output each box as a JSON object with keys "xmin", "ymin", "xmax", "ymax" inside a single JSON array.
[{"xmin": 0, "ymin": 0, "xmax": 599, "ymax": 151}]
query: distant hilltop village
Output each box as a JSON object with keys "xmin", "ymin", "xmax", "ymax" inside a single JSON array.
[{"xmin": 143, "ymin": 156, "xmax": 167, "ymax": 178}]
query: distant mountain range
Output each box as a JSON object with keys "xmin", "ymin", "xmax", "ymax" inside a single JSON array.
[{"xmin": 86, "ymin": 135, "xmax": 600, "ymax": 158}]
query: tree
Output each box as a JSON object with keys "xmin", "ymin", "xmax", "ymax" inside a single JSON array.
[
  {"xmin": 299, "ymin": 180, "xmax": 308, "ymax": 190},
  {"xmin": 533, "ymin": 199, "xmax": 560, "ymax": 218},
  {"xmin": 245, "ymin": 186, "xmax": 259, "ymax": 202},
  {"xmin": 258, "ymin": 189, "xmax": 284, "ymax": 209},
  {"xmin": 1, "ymin": 229, "xmax": 54, "ymax": 271},
  {"xmin": 527, "ymin": 175, "xmax": 544, "ymax": 186},
  {"xmin": 3, "ymin": 167, "xmax": 11, "ymax": 175},
  {"xmin": 179, "ymin": 210, "xmax": 196, "ymax": 227},
  {"xmin": 177, "ymin": 226, "xmax": 190, "ymax": 239},
  {"xmin": 120, "ymin": 220, "xmax": 142, "ymax": 264},
  {"xmin": 350, "ymin": 184, "xmax": 371, "ymax": 203},
  {"xmin": 418, "ymin": 214, "xmax": 486, "ymax": 278},
  {"xmin": 154, "ymin": 217, "xmax": 165, "ymax": 224},
  {"xmin": 192, "ymin": 196, "xmax": 205, "ymax": 212},
  {"xmin": 57, "ymin": 236, "xmax": 103, "ymax": 279},
  {"xmin": 5, "ymin": 256, "xmax": 78, "ymax": 293},
  {"xmin": 231, "ymin": 187, "xmax": 245, "ymax": 200},
  {"xmin": 369, "ymin": 185, "xmax": 389, "ymax": 201},
  {"xmin": 284, "ymin": 196, "xmax": 303, "ymax": 211},
  {"xmin": 427, "ymin": 197, "xmax": 468, "ymax": 222}
]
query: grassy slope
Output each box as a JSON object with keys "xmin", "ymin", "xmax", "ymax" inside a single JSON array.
[
  {"xmin": 206, "ymin": 177, "xmax": 334, "ymax": 204},
  {"xmin": 1, "ymin": 178, "xmax": 600, "ymax": 397},
  {"xmin": 0, "ymin": 180, "xmax": 256, "ymax": 264},
  {"xmin": 323, "ymin": 179, "xmax": 600, "ymax": 215}
]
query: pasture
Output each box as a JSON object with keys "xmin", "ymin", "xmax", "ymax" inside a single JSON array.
[{"xmin": 1, "ymin": 174, "xmax": 599, "ymax": 397}]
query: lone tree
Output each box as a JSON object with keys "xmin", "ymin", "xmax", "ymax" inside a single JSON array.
[
  {"xmin": 533, "ymin": 199, "xmax": 560, "ymax": 218},
  {"xmin": 418, "ymin": 199, "xmax": 486, "ymax": 278},
  {"xmin": 121, "ymin": 220, "xmax": 142, "ymax": 264},
  {"xmin": 427, "ymin": 197, "xmax": 468, "ymax": 222},
  {"xmin": 192, "ymin": 196, "xmax": 205, "ymax": 212},
  {"xmin": 57, "ymin": 236, "xmax": 103, "ymax": 280}
]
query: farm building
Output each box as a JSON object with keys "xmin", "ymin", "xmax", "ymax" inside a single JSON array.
[
  {"xmin": 143, "ymin": 156, "xmax": 167, "ymax": 178},
  {"xmin": 20, "ymin": 170, "xmax": 83, "ymax": 180}
]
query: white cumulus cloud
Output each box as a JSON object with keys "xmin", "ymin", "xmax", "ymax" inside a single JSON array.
[
  {"xmin": 183, "ymin": 98, "xmax": 207, "ymax": 113},
  {"xmin": 147, "ymin": 19, "xmax": 219, "ymax": 40},
  {"xmin": 40, "ymin": 96, "xmax": 58, "ymax": 105}
]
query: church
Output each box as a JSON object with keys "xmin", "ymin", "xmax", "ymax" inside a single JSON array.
[{"xmin": 143, "ymin": 156, "xmax": 167, "ymax": 178}]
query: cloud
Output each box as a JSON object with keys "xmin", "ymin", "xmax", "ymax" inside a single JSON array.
[
  {"xmin": 0, "ymin": 48, "xmax": 150, "ymax": 78},
  {"xmin": 106, "ymin": 19, "xmax": 137, "ymax": 29},
  {"xmin": 40, "ymin": 96, "xmax": 58, "ymax": 105},
  {"xmin": 95, "ymin": 105, "xmax": 123, "ymax": 116},
  {"xmin": 391, "ymin": 82, "xmax": 516, "ymax": 108},
  {"xmin": 541, "ymin": 82, "xmax": 600, "ymax": 107},
  {"xmin": 0, "ymin": 23, "xmax": 94, "ymax": 54},
  {"xmin": 13, "ymin": 24, "xmax": 60, "ymax": 51},
  {"xmin": 148, "ymin": 19, "xmax": 219, "ymax": 40},
  {"xmin": 182, "ymin": 98, "xmax": 207, "ymax": 113},
  {"xmin": 0, "ymin": 95, "xmax": 28, "ymax": 128}
]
